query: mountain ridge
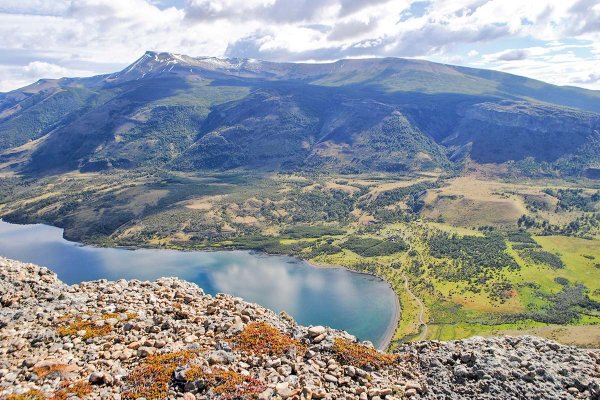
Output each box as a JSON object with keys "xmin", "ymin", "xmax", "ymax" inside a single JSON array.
[{"xmin": 1, "ymin": 51, "xmax": 600, "ymax": 177}]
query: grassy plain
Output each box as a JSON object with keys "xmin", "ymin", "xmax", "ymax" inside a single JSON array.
[{"xmin": 1, "ymin": 170, "xmax": 599, "ymax": 348}]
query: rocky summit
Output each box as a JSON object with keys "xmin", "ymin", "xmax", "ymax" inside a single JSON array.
[{"xmin": 0, "ymin": 257, "xmax": 598, "ymax": 400}]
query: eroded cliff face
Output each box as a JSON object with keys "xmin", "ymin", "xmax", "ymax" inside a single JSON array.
[
  {"xmin": 463, "ymin": 101, "xmax": 600, "ymax": 133},
  {"xmin": 0, "ymin": 256, "xmax": 599, "ymax": 400},
  {"xmin": 445, "ymin": 100, "xmax": 600, "ymax": 164}
]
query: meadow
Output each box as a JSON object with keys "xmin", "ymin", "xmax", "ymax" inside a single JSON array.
[{"xmin": 1, "ymin": 170, "xmax": 599, "ymax": 348}]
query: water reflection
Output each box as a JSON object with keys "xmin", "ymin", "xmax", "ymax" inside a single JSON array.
[{"xmin": 0, "ymin": 221, "xmax": 396, "ymax": 348}]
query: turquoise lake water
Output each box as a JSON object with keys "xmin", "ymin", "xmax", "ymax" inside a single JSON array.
[{"xmin": 0, "ymin": 220, "xmax": 397, "ymax": 348}]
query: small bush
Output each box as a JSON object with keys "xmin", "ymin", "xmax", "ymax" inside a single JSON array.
[
  {"xmin": 281, "ymin": 225, "xmax": 345, "ymax": 238},
  {"xmin": 343, "ymin": 236, "xmax": 407, "ymax": 257},
  {"xmin": 529, "ymin": 283, "xmax": 600, "ymax": 324},
  {"xmin": 332, "ymin": 338, "xmax": 398, "ymax": 370},
  {"xmin": 511, "ymin": 243, "xmax": 541, "ymax": 250},
  {"xmin": 554, "ymin": 277, "xmax": 570, "ymax": 286},
  {"xmin": 507, "ymin": 231, "xmax": 537, "ymax": 244},
  {"xmin": 235, "ymin": 322, "xmax": 305, "ymax": 357},
  {"xmin": 307, "ymin": 243, "xmax": 342, "ymax": 258},
  {"xmin": 520, "ymin": 249, "xmax": 565, "ymax": 269}
]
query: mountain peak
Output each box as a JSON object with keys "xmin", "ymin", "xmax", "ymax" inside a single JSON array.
[
  {"xmin": 105, "ymin": 51, "xmax": 262, "ymax": 84},
  {"xmin": 142, "ymin": 50, "xmax": 191, "ymax": 63}
]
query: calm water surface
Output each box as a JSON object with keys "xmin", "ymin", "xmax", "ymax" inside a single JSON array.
[{"xmin": 0, "ymin": 220, "xmax": 396, "ymax": 348}]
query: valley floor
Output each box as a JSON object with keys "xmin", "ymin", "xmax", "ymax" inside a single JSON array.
[{"xmin": 1, "ymin": 169, "xmax": 599, "ymax": 348}]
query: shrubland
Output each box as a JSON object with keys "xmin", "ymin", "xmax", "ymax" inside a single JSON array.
[{"xmin": 1, "ymin": 170, "xmax": 599, "ymax": 346}]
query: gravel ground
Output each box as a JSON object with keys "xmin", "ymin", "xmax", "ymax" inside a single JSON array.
[{"xmin": 0, "ymin": 256, "xmax": 598, "ymax": 400}]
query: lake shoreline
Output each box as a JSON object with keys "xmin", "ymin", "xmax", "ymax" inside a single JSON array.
[
  {"xmin": 0, "ymin": 219, "xmax": 399, "ymax": 350},
  {"xmin": 302, "ymin": 259, "xmax": 400, "ymax": 351}
]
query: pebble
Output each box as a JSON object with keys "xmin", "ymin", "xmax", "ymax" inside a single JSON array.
[{"xmin": 307, "ymin": 325, "xmax": 326, "ymax": 337}]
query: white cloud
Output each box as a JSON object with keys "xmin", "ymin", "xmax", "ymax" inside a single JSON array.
[
  {"xmin": 0, "ymin": 0, "xmax": 71, "ymax": 16},
  {"xmin": 23, "ymin": 61, "xmax": 68, "ymax": 78},
  {"xmin": 0, "ymin": 62, "xmax": 95, "ymax": 92},
  {"xmin": 1, "ymin": 0, "xmax": 600, "ymax": 91}
]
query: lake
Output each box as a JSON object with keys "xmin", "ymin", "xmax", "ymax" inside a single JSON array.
[{"xmin": 0, "ymin": 220, "xmax": 398, "ymax": 349}]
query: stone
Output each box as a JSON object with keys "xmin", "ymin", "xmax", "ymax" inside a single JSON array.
[
  {"xmin": 137, "ymin": 347, "xmax": 154, "ymax": 357},
  {"xmin": 208, "ymin": 350, "xmax": 230, "ymax": 365},
  {"xmin": 453, "ymin": 364, "xmax": 469, "ymax": 378},
  {"xmin": 259, "ymin": 388, "xmax": 274, "ymax": 400},
  {"xmin": 313, "ymin": 333, "xmax": 326, "ymax": 343},
  {"xmin": 344, "ymin": 365, "xmax": 356, "ymax": 377},
  {"xmin": 307, "ymin": 326, "xmax": 326, "ymax": 337},
  {"xmin": 275, "ymin": 382, "xmax": 295, "ymax": 398},
  {"xmin": 405, "ymin": 382, "xmax": 421, "ymax": 392},
  {"xmin": 1, "ymin": 257, "xmax": 598, "ymax": 400},
  {"xmin": 89, "ymin": 371, "xmax": 114, "ymax": 386}
]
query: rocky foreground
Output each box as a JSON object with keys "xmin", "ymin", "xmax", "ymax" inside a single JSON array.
[{"xmin": 0, "ymin": 257, "xmax": 598, "ymax": 400}]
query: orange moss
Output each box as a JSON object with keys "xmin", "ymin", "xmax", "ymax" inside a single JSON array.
[
  {"xmin": 55, "ymin": 312, "xmax": 137, "ymax": 339},
  {"xmin": 49, "ymin": 380, "xmax": 92, "ymax": 400},
  {"xmin": 32, "ymin": 363, "xmax": 73, "ymax": 380},
  {"xmin": 207, "ymin": 369, "xmax": 266, "ymax": 399},
  {"xmin": 146, "ymin": 350, "xmax": 199, "ymax": 366},
  {"xmin": 5, "ymin": 389, "xmax": 45, "ymax": 400},
  {"xmin": 56, "ymin": 318, "xmax": 112, "ymax": 339},
  {"xmin": 102, "ymin": 312, "xmax": 138, "ymax": 320},
  {"xmin": 183, "ymin": 368, "xmax": 266, "ymax": 400},
  {"xmin": 122, "ymin": 348, "xmax": 267, "ymax": 400},
  {"xmin": 183, "ymin": 365, "xmax": 206, "ymax": 382},
  {"xmin": 122, "ymin": 363, "xmax": 173, "ymax": 400},
  {"xmin": 234, "ymin": 322, "xmax": 306, "ymax": 357},
  {"xmin": 122, "ymin": 350, "xmax": 200, "ymax": 400},
  {"xmin": 332, "ymin": 338, "xmax": 398, "ymax": 369}
]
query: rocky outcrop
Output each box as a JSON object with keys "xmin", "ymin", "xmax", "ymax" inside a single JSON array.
[
  {"xmin": 400, "ymin": 337, "xmax": 600, "ymax": 399},
  {"xmin": 0, "ymin": 256, "xmax": 598, "ymax": 400},
  {"xmin": 462, "ymin": 101, "xmax": 600, "ymax": 133},
  {"xmin": 446, "ymin": 100, "xmax": 600, "ymax": 164}
]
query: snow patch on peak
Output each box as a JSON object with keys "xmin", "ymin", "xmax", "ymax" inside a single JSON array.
[{"xmin": 105, "ymin": 51, "xmax": 268, "ymax": 84}]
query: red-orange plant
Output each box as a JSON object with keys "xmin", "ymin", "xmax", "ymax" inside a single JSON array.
[
  {"xmin": 234, "ymin": 322, "xmax": 305, "ymax": 357},
  {"xmin": 332, "ymin": 338, "xmax": 398, "ymax": 369}
]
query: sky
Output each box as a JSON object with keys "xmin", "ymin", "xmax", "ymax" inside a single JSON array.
[{"xmin": 1, "ymin": 0, "xmax": 600, "ymax": 92}]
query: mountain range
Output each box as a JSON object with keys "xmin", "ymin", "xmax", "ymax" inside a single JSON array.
[{"xmin": 1, "ymin": 51, "xmax": 600, "ymax": 177}]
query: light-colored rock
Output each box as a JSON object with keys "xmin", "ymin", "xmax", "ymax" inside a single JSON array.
[
  {"xmin": 308, "ymin": 326, "xmax": 326, "ymax": 337},
  {"xmin": 1, "ymin": 257, "xmax": 598, "ymax": 400}
]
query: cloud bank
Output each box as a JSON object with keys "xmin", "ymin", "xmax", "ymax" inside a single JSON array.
[{"xmin": 0, "ymin": 0, "xmax": 599, "ymax": 91}]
